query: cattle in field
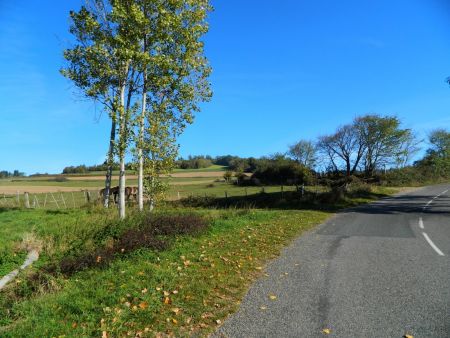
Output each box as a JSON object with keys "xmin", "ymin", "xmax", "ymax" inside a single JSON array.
[{"xmin": 99, "ymin": 186, "xmax": 137, "ymax": 204}]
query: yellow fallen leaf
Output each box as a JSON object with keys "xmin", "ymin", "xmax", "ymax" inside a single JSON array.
[
  {"xmin": 269, "ymin": 295, "xmax": 277, "ymax": 300},
  {"xmin": 322, "ymin": 328, "xmax": 331, "ymax": 334},
  {"xmin": 163, "ymin": 291, "xmax": 170, "ymax": 296},
  {"xmin": 163, "ymin": 297, "xmax": 171, "ymax": 304},
  {"xmin": 172, "ymin": 318, "xmax": 178, "ymax": 324},
  {"xmin": 141, "ymin": 288, "xmax": 148, "ymax": 294},
  {"xmin": 260, "ymin": 306, "xmax": 267, "ymax": 310},
  {"xmin": 137, "ymin": 271, "xmax": 145, "ymax": 276},
  {"xmin": 216, "ymin": 319, "xmax": 222, "ymax": 325},
  {"xmin": 102, "ymin": 331, "xmax": 108, "ymax": 338},
  {"xmin": 171, "ymin": 307, "xmax": 180, "ymax": 315},
  {"xmin": 404, "ymin": 335, "xmax": 414, "ymax": 338},
  {"xmin": 139, "ymin": 302, "xmax": 148, "ymax": 310}
]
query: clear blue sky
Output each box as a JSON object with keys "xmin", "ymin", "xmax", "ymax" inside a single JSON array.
[{"xmin": 1, "ymin": 0, "xmax": 450, "ymax": 174}]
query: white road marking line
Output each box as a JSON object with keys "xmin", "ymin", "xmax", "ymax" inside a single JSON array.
[
  {"xmin": 418, "ymin": 217, "xmax": 424, "ymax": 229},
  {"xmin": 422, "ymin": 232, "xmax": 445, "ymax": 256}
]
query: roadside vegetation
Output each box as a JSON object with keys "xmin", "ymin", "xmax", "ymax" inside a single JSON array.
[{"xmin": 0, "ymin": 181, "xmax": 399, "ymax": 336}]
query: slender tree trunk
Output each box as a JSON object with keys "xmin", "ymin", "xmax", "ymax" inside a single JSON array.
[
  {"xmin": 104, "ymin": 118, "xmax": 116, "ymax": 208},
  {"xmin": 138, "ymin": 68, "xmax": 147, "ymax": 211},
  {"xmin": 118, "ymin": 64, "xmax": 129, "ymax": 220}
]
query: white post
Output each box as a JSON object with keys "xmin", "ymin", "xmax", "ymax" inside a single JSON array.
[
  {"xmin": 24, "ymin": 192, "xmax": 30, "ymax": 209},
  {"xmin": 50, "ymin": 193, "xmax": 59, "ymax": 209},
  {"xmin": 60, "ymin": 193, "xmax": 67, "ymax": 209}
]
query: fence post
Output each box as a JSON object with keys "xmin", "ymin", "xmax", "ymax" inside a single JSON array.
[
  {"xmin": 71, "ymin": 192, "xmax": 76, "ymax": 208},
  {"xmin": 86, "ymin": 191, "xmax": 91, "ymax": 203},
  {"xmin": 301, "ymin": 184, "xmax": 305, "ymax": 197},
  {"xmin": 16, "ymin": 191, "xmax": 20, "ymax": 207},
  {"xmin": 60, "ymin": 193, "xmax": 67, "ymax": 209},
  {"xmin": 177, "ymin": 191, "xmax": 180, "ymax": 200},
  {"xmin": 34, "ymin": 195, "xmax": 40, "ymax": 208},
  {"xmin": 281, "ymin": 186, "xmax": 284, "ymax": 198},
  {"xmin": 43, "ymin": 194, "xmax": 48, "ymax": 207},
  {"xmin": 50, "ymin": 193, "xmax": 59, "ymax": 209},
  {"xmin": 24, "ymin": 192, "xmax": 30, "ymax": 209}
]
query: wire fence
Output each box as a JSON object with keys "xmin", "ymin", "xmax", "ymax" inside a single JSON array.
[{"xmin": 0, "ymin": 190, "xmax": 101, "ymax": 210}]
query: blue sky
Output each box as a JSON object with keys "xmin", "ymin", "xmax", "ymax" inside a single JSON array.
[{"xmin": 1, "ymin": 0, "xmax": 450, "ymax": 174}]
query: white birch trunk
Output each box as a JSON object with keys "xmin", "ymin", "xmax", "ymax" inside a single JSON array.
[
  {"xmin": 118, "ymin": 64, "xmax": 129, "ymax": 220},
  {"xmin": 138, "ymin": 70, "xmax": 147, "ymax": 211}
]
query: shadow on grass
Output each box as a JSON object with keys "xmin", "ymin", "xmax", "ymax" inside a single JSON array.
[
  {"xmin": 0, "ymin": 207, "xmax": 19, "ymax": 213},
  {"xmin": 174, "ymin": 190, "xmax": 392, "ymax": 213},
  {"xmin": 177, "ymin": 188, "xmax": 450, "ymax": 216}
]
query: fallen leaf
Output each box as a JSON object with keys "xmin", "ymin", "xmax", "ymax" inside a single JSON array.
[
  {"xmin": 141, "ymin": 288, "xmax": 148, "ymax": 294},
  {"xmin": 139, "ymin": 302, "xmax": 148, "ymax": 310},
  {"xmin": 96, "ymin": 256, "xmax": 102, "ymax": 263},
  {"xmin": 163, "ymin": 297, "xmax": 171, "ymax": 304},
  {"xmin": 172, "ymin": 318, "xmax": 178, "ymax": 324},
  {"xmin": 137, "ymin": 271, "xmax": 145, "ymax": 276},
  {"xmin": 163, "ymin": 291, "xmax": 170, "ymax": 296},
  {"xmin": 269, "ymin": 295, "xmax": 277, "ymax": 300},
  {"xmin": 260, "ymin": 306, "xmax": 267, "ymax": 310},
  {"xmin": 404, "ymin": 335, "xmax": 414, "ymax": 338},
  {"xmin": 102, "ymin": 331, "xmax": 108, "ymax": 338},
  {"xmin": 171, "ymin": 308, "xmax": 180, "ymax": 315},
  {"xmin": 322, "ymin": 328, "xmax": 331, "ymax": 334},
  {"xmin": 172, "ymin": 290, "xmax": 179, "ymax": 294},
  {"xmin": 216, "ymin": 319, "xmax": 222, "ymax": 325}
]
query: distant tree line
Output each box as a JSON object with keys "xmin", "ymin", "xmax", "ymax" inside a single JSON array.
[
  {"xmin": 61, "ymin": 114, "xmax": 449, "ymax": 187},
  {"xmin": 0, "ymin": 170, "xmax": 25, "ymax": 179}
]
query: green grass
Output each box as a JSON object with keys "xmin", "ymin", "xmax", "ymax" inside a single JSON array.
[{"xmin": 0, "ymin": 208, "xmax": 329, "ymax": 337}]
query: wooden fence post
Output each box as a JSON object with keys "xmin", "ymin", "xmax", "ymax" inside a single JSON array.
[
  {"xmin": 71, "ymin": 192, "xmax": 76, "ymax": 208},
  {"xmin": 16, "ymin": 191, "xmax": 20, "ymax": 207},
  {"xmin": 60, "ymin": 193, "xmax": 67, "ymax": 209},
  {"xmin": 50, "ymin": 193, "xmax": 59, "ymax": 209},
  {"xmin": 177, "ymin": 191, "xmax": 180, "ymax": 200},
  {"xmin": 24, "ymin": 192, "xmax": 30, "ymax": 209}
]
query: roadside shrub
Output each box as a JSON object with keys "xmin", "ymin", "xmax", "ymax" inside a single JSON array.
[{"xmin": 45, "ymin": 213, "xmax": 208, "ymax": 277}]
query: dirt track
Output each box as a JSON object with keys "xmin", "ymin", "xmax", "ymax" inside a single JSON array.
[
  {"xmin": 65, "ymin": 171, "xmax": 224, "ymax": 180},
  {"xmin": 0, "ymin": 186, "xmax": 96, "ymax": 194}
]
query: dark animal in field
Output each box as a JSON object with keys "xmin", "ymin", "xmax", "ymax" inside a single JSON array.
[{"xmin": 99, "ymin": 186, "xmax": 137, "ymax": 204}]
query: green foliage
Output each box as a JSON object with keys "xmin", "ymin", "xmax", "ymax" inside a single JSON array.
[
  {"xmin": 251, "ymin": 157, "xmax": 312, "ymax": 186},
  {"xmin": 288, "ymin": 140, "xmax": 317, "ymax": 168},
  {"xmin": 177, "ymin": 156, "xmax": 213, "ymax": 169}
]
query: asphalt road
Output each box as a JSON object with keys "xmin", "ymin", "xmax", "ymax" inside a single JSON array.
[{"xmin": 214, "ymin": 184, "xmax": 450, "ymax": 338}]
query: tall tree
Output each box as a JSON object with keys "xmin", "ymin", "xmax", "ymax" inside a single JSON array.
[
  {"xmin": 288, "ymin": 140, "xmax": 316, "ymax": 169},
  {"xmin": 134, "ymin": 0, "xmax": 212, "ymax": 210},
  {"xmin": 317, "ymin": 124, "xmax": 365, "ymax": 177},
  {"xmin": 62, "ymin": 0, "xmax": 140, "ymax": 218},
  {"xmin": 354, "ymin": 114, "xmax": 417, "ymax": 175}
]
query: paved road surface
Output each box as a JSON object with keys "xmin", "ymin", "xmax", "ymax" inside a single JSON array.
[{"xmin": 214, "ymin": 184, "xmax": 450, "ymax": 338}]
